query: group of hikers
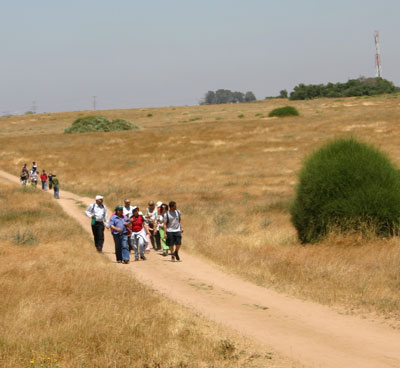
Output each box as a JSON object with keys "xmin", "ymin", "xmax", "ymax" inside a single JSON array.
[
  {"xmin": 85, "ymin": 196, "xmax": 183, "ymax": 263},
  {"xmin": 20, "ymin": 162, "xmax": 60, "ymax": 199}
]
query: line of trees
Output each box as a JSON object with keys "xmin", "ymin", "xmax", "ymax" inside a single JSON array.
[
  {"xmin": 200, "ymin": 89, "xmax": 256, "ymax": 105},
  {"xmin": 288, "ymin": 77, "xmax": 397, "ymax": 100}
]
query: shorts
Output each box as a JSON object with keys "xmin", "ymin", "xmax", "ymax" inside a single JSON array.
[{"xmin": 167, "ymin": 231, "xmax": 182, "ymax": 246}]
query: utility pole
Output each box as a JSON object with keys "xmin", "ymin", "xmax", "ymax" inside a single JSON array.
[
  {"xmin": 92, "ymin": 96, "xmax": 97, "ymax": 110},
  {"xmin": 374, "ymin": 31, "xmax": 382, "ymax": 78}
]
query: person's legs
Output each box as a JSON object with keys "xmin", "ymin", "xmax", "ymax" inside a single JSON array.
[
  {"xmin": 113, "ymin": 234, "xmax": 123, "ymax": 262},
  {"xmin": 174, "ymin": 232, "xmax": 182, "ymax": 261},
  {"xmin": 167, "ymin": 232, "xmax": 175, "ymax": 261},
  {"xmin": 132, "ymin": 235, "xmax": 139, "ymax": 260},
  {"xmin": 54, "ymin": 186, "xmax": 59, "ymax": 199},
  {"xmin": 41, "ymin": 181, "xmax": 45, "ymax": 190},
  {"xmin": 155, "ymin": 230, "xmax": 161, "ymax": 251},
  {"xmin": 43, "ymin": 181, "xmax": 47, "ymax": 190},
  {"xmin": 139, "ymin": 237, "xmax": 146, "ymax": 260},
  {"xmin": 93, "ymin": 222, "xmax": 104, "ymax": 252},
  {"xmin": 121, "ymin": 235, "xmax": 130, "ymax": 263},
  {"xmin": 159, "ymin": 228, "xmax": 169, "ymax": 256}
]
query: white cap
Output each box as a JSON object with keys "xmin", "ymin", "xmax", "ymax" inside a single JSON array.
[
  {"xmin": 156, "ymin": 201, "xmax": 163, "ymax": 207},
  {"xmin": 95, "ymin": 195, "xmax": 103, "ymax": 200},
  {"xmin": 131, "ymin": 206, "xmax": 138, "ymax": 212}
]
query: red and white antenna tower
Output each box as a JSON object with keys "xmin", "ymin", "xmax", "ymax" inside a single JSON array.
[{"xmin": 374, "ymin": 31, "xmax": 382, "ymax": 77}]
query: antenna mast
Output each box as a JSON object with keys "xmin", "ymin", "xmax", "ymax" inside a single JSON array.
[{"xmin": 374, "ymin": 31, "xmax": 382, "ymax": 77}]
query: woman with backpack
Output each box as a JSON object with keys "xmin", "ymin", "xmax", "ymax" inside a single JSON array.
[{"xmin": 129, "ymin": 206, "xmax": 150, "ymax": 261}]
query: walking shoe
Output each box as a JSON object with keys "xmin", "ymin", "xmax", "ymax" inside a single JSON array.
[
  {"xmin": 162, "ymin": 250, "xmax": 168, "ymax": 256},
  {"xmin": 117, "ymin": 260, "xmax": 122, "ymax": 263},
  {"xmin": 140, "ymin": 256, "xmax": 146, "ymax": 261},
  {"xmin": 171, "ymin": 255, "xmax": 175, "ymax": 262},
  {"xmin": 174, "ymin": 252, "xmax": 180, "ymax": 261},
  {"xmin": 135, "ymin": 258, "xmax": 139, "ymax": 261},
  {"xmin": 123, "ymin": 259, "xmax": 130, "ymax": 264}
]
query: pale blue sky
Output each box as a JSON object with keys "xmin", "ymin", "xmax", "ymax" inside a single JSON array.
[{"xmin": 1, "ymin": 0, "xmax": 399, "ymax": 114}]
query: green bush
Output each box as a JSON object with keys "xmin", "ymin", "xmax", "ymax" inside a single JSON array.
[
  {"xmin": 291, "ymin": 138, "xmax": 400, "ymax": 243},
  {"xmin": 268, "ymin": 106, "xmax": 299, "ymax": 117},
  {"xmin": 64, "ymin": 115, "xmax": 139, "ymax": 134}
]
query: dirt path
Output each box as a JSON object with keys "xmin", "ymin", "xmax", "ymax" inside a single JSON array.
[{"xmin": 2, "ymin": 170, "xmax": 400, "ymax": 368}]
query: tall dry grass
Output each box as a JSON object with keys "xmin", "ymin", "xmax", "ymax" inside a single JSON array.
[
  {"xmin": 1, "ymin": 95, "xmax": 400, "ymax": 320},
  {"xmin": 0, "ymin": 182, "xmax": 281, "ymax": 368}
]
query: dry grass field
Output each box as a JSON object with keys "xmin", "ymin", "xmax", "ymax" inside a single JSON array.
[
  {"xmin": 1, "ymin": 95, "xmax": 400, "ymax": 321},
  {"xmin": 0, "ymin": 180, "xmax": 286, "ymax": 368}
]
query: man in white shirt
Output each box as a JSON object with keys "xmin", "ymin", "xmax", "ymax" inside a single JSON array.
[
  {"xmin": 85, "ymin": 195, "xmax": 109, "ymax": 252},
  {"xmin": 163, "ymin": 201, "xmax": 183, "ymax": 262},
  {"xmin": 123, "ymin": 199, "xmax": 135, "ymax": 218}
]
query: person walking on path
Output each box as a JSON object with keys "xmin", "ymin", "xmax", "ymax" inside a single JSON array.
[
  {"xmin": 156, "ymin": 203, "xmax": 169, "ymax": 256},
  {"xmin": 109, "ymin": 205, "xmax": 130, "ymax": 263},
  {"xmin": 40, "ymin": 170, "xmax": 48, "ymax": 190},
  {"xmin": 20, "ymin": 169, "xmax": 28, "ymax": 185},
  {"xmin": 123, "ymin": 199, "xmax": 135, "ymax": 251},
  {"xmin": 145, "ymin": 200, "xmax": 158, "ymax": 250},
  {"xmin": 163, "ymin": 201, "xmax": 183, "ymax": 262},
  {"xmin": 51, "ymin": 174, "xmax": 60, "ymax": 198},
  {"xmin": 29, "ymin": 169, "xmax": 38, "ymax": 187},
  {"xmin": 48, "ymin": 172, "xmax": 53, "ymax": 190},
  {"xmin": 85, "ymin": 195, "xmax": 109, "ymax": 252},
  {"xmin": 129, "ymin": 206, "xmax": 150, "ymax": 261}
]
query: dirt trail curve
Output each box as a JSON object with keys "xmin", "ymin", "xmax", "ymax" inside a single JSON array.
[{"xmin": 2, "ymin": 169, "xmax": 400, "ymax": 368}]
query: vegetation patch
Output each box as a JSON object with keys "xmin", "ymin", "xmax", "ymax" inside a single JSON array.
[
  {"xmin": 291, "ymin": 138, "xmax": 400, "ymax": 243},
  {"xmin": 268, "ymin": 106, "xmax": 299, "ymax": 117},
  {"xmin": 64, "ymin": 115, "xmax": 139, "ymax": 133}
]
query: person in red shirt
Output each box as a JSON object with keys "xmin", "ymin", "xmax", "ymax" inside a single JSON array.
[
  {"xmin": 40, "ymin": 170, "xmax": 48, "ymax": 190},
  {"xmin": 129, "ymin": 206, "xmax": 150, "ymax": 261}
]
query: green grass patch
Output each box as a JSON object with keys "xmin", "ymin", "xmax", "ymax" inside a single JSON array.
[{"xmin": 268, "ymin": 106, "xmax": 299, "ymax": 117}]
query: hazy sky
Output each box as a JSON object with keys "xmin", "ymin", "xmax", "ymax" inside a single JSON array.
[{"xmin": 1, "ymin": 0, "xmax": 399, "ymax": 114}]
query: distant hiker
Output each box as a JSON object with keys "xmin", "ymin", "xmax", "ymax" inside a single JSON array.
[
  {"xmin": 110, "ymin": 205, "xmax": 130, "ymax": 264},
  {"xmin": 29, "ymin": 169, "xmax": 38, "ymax": 187},
  {"xmin": 48, "ymin": 172, "xmax": 53, "ymax": 190},
  {"xmin": 20, "ymin": 170, "xmax": 28, "ymax": 185},
  {"xmin": 145, "ymin": 200, "xmax": 158, "ymax": 250},
  {"xmin": 85, "ymin": 195, "xmax": 109, "ymax": 252},
  {"xmin": 156, "ymin": 203, "xmax": 169, "ymax": 256},
  {"xmin": 31, "ymin": 162, "xmax": 37, "ymax": 172},
  {"xmin": 163, "ymin": 201, "xmax": 183, "ymax": 262},
  {"xmin": 21, "ymin": 163, "xmax": 28, "ymax": 174},
  {"xmin": 129, "ymin": 206, "xmax": 150, "ymax": 261},
  {"xmin": 52, "ymin": 174, "xmax": 60, "ymax": 198},
  {"xmin": 40, "ymin": 170, "xmax": 48, "ymax": 190}
]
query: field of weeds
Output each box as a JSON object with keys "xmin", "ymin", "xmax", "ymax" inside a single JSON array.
[
  {"xmin": 0, "ymin": 180, "xmax": 283, "ymax": 367},
  {"xmin": 1, "ymin": 95, "xmax": 400, "ymax": 321}
]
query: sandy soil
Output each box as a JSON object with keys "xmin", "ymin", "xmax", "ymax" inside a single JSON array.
[{"xmin": 2, "ymin": 169, "xmax": 400, "ymax": 368}]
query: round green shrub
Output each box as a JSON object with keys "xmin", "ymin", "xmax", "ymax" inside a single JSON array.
[
  {"xmin": 64, "ymin": 115, "xmax": 139, "ymax": 133},
  {"xmin": 290, "ymin": 138, "xmax": 400, "ymax": 243},
  {"xmin": 268, "ymin": 106, "xmax": 299, "ymax": 117}
]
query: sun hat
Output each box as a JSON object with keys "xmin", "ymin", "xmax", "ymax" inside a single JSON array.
[
  {"xmin": 156, "ymin": 201, "xmax": 163, "ymax": 207},
  {"xmin": 115, "ymin": 205, "xmax": 123, "ymax": 211},
  {"xmin": 95, "ymin": 195, "xmax": 103, "ymax": 200},
  {"xmin": 131, "ymin": 206, "xmax": 138, "ymax": 212}
]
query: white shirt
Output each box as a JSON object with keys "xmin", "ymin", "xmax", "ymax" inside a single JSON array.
[
  {"xmin": 163, "ymin": 210, "xmax": 181, "ymax": 232},
  {"xmin": 85, "ymin": 203, "xmax": 109, "ymax": 225},
  {"xmin": 123, "ymin": 205, "xmax": 135, "ymax": 218}
]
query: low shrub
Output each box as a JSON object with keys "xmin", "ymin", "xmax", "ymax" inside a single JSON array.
[
  {"xmin": 291, "ymin": 138, "xmax": 400, "ymax": 243},
  {"xmin": 268, "ymin": 106, "xmax": 299, "ymax": 117},
  {"xmin": 238, "ymin": 114, "xmax": 245, "ymax": 118},
  {"xmin": 64, "ymin": 115, "xmax": 139, "ymax": 133}
]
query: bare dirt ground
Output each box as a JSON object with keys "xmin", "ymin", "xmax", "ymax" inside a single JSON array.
[{"xmin": 2, "ymin": 169, "xmax": 400, "ymax": 368}]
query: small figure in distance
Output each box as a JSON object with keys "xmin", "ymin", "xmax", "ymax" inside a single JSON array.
[
  {"xmin": 29, "ymin": 168, "xmax": 38, "ymax": 187},
  {"xmin": 40, "ymin": 170, "xmax": 48, "ymax": 190},
  {"xmin": 163, "ymin": 201, "xmax": 183, "ymax": 262},
  {"xmin": 129, "ymin": 206, "xmax": 150, "ymax": 261},
  {"xmin": 52, "ymin": 174, "xmax": 60, "ymax": 198},
  {"xmin": 20, "ymin": 164, "xmax": 28, "ymax": 185},
  {"xmin": 123, "ymin": 199, "xmax": 135, "ymax": 251},
  {"xmin": 31, "ymin": 161, "xmax": 37, "ymax": 172},
  {"xmin": 85, "ymin": 195, "xmax": 109, "ymax": 253},
  {"xmin": 48, "ymin": 172, "xmax": 53, "ymax": 190}
]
